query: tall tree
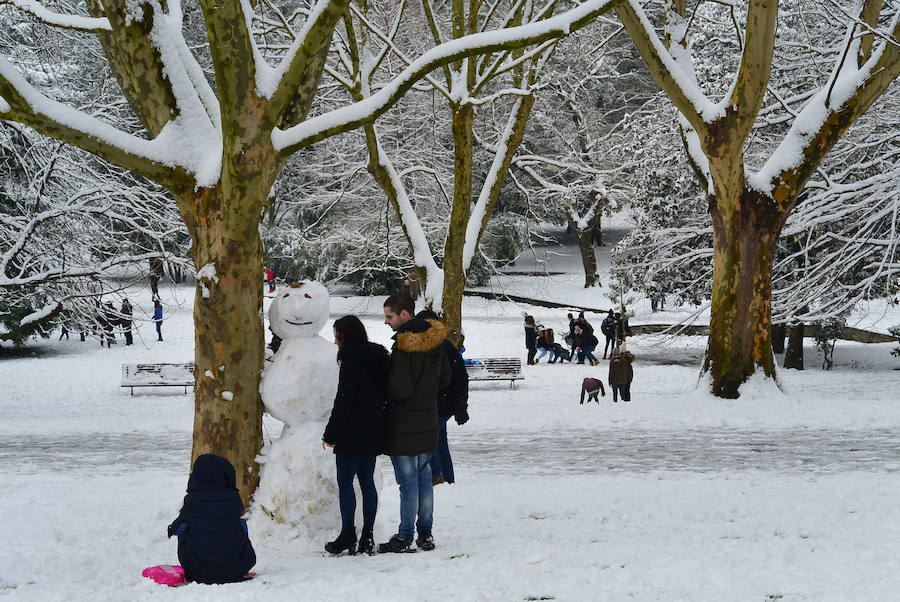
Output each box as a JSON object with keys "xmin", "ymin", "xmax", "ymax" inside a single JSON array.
[
  {"xmin": 0, "ymin": 0, "xmax": 620, "ymax": 502},
  {"xmin": 614, "ymin": 0, "xmax": 899, "ymax": 397}
]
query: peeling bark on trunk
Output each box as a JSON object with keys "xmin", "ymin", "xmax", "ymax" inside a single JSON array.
[
  {"xmin": 702, "ymin": 188, "xmax": 780, "ymax": 398},
  {"xmin": 784, "ymin": 322, "xmax": 805, "ymax": 370},
  {"xmin": 177, "ymin": 181, "xmax": 269, "ymax": 506}
]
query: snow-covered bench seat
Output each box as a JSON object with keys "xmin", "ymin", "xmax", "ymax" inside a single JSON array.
[
  {"xmin": 464, "ymin": 357, "xmax": 523, "ymax": 389},
  {"xmin": 121, "ymin": 362, "xmax": 195, "ymax": 395}
]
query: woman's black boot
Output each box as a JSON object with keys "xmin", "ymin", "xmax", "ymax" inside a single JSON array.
[
  {"xmin": 358, "ymin": 527, "xmax": 375, "ymax": 555},
  {"xmin": 325, "ymin": 528, "xmax": 357, "ymax": 555}
]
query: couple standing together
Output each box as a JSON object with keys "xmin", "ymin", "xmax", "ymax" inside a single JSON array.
[{"xmin": 322, "ymin": 292, "xmax": 469, "ymax": 555}]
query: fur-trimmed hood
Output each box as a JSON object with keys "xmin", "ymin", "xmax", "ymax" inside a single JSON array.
[{"xmin": 394, "ymin": 318, "xmax": 447, "ymax": 353}]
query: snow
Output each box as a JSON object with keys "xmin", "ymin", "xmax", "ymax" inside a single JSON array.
[
  {"xmin": 257, "ymin": 281, "xmax": 341, "ymax": 532},
  {"xmin": 2, "ymin": 242, "xmax": 900, "ymax": 599},
  {"xmin": 0, "ymin": 95, "xmax": 10, "ymax": 113}
]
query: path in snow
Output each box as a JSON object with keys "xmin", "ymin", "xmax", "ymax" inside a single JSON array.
[{"xmin": 5, "ymin": 428, "xmax": 900, "ymax": 475}]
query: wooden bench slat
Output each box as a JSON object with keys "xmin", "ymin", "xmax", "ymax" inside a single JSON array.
[
  {"xmin": 464, "ymin": 357, "xmax": 523, "ymax": 389},
  {"xmin": 122, "ymin": 362, "xmax": 196, "ymax": 394}
]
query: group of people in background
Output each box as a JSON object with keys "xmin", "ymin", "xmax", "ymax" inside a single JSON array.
[
  {"xmin": 321, "ymin": 292, "xmax": 469, "ymax": 556},
  {"xmin": 525, "ymin": 309, "xmax": 631, "ymax": 366},
  {"xmin": 525, "ymin": 308, "xmax": 636, "ymax": 404},
  {"xmin": 60, "ymin": 296, "xmax": 164, "ymax": 346}
]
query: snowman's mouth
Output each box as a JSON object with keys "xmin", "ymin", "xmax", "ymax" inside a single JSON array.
[{"xmin": 285, "ymin": 319, "xmax": 313, "ymax": 326}]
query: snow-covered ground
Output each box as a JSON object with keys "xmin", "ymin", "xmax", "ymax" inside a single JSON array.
[
  {"xmin": 2, "ymin": 228, "xmax": 899, "ymax": 601},
  {"xmin": 2, "ymin": 280, "xmax": 900, "ymax": 601}
]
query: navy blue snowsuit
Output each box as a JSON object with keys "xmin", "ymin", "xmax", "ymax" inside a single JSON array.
[{"xmin": 167, "ymin": 454, "xmax": 256, "ymax": 584}]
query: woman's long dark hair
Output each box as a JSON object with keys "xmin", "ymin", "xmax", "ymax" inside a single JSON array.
[{"xmin": 333, "ymin": 315, "xmax": 369, "ymax": 361}]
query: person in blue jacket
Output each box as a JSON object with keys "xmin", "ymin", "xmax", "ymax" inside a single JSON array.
[
  {"xmin": 153, "ymin": 298, "xmax": 163, "ymax": 341},
  {"xmin": 167, "ymin": 454, "xmax": 256, "ymax": 584}
]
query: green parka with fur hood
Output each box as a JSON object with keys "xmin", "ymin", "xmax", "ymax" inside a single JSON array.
[{"xmin": 385, "ymin": 317, "xmax": 451, "ymax": 456}]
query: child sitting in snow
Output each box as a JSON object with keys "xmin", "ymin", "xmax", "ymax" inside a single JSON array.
[{"xmin": 167, "ymin": 454, "xmax": 257, "ymax": 584}]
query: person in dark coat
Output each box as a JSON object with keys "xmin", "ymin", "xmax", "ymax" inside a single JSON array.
[
  {"xmin": 416, "ymin": 310, "xmax": 469, "ymax": 486},
  {"xmin": 574, "ymin": 325, "xmax": 600, "ymax": 366},
  {"xmin": 322, "ymin": 315, "xmax": 391, "ymax": 556},
  {"xmin": 600, "ymin": 309, "xmax": 616, "ymax": 359},
  {"xmin": 379, "ymin": 292, "xmax": 450, "ymax": 553},
  {"xmin": 524, "ymin": 314, "xmax": 538, "ymax": 365},
  {"xmin": 575, "ymin": 311, "xmax": 594, "ymax": 336},
  {"xmin": 167, "ymin": 454, "xmax": 256, "ymax": 584},
  {"xmin": 120, "ymin": 299, "xmax": 133, "ymax": 345},
  {"xmin": 102, "ymin": 302, "xmax": 117, "ymax": 346},
  {"xmin": 608, "ymin": 348, "xmax": 635, "ymax": 402}
]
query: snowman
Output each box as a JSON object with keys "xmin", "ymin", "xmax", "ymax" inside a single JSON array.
[{"xmin": 255, "ymin": 280, "xmax": 340, "ymax": 533}]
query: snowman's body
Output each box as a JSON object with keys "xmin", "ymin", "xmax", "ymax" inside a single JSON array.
[{"xmin": 255, "ymin": 281, "xmax": 340, "ymax": 533}]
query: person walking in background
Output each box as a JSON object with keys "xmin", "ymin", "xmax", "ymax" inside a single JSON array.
[
  {"xmin": 608, "ymin": 348, "xmax": 635, "ymax": 402},
  {"xmin": 58, "ymin": 324, "xmax": 69, "ymax": 340},
  {"xmin": 322, "ymin": 315, "xmax": 391, "ymax": 556},
  {"xmin": 380, "ymin": 292, "xmax": 450, "ymax": 553},
  {"xmin": 524, "ymin": 315, "xmax": 538, "ymax": 365},
  {"xmin": 121, "ymin": 299, "xmax": 133, "ymax": 346},
  {"xmin": 102, "ymin": 302, "xmax": 117, "ymax": 346},
  {"xmin": 167, "ymin": 454, "xmax": 256, "ymax": 584},
  {"xmin": 574, "ymin": 325, "xmax": 600, "ymax": 366},
  {"xmin": 153, "ymin": 297, "xmax": 164, "ymax": 341},
  {"xmin": 416, "ymin": 310, "xmax": 469, "ymax": 487},
  {"xmin": 600, "ymin": 309, "xmax": 616, "ymax": 359},
  {"xmin": 264, "ymin": 266, "xmax": 275, "ymax": 294},
  {"xmin": 580, "ymin": 377, "xmax": 606, "ymax": 404}
]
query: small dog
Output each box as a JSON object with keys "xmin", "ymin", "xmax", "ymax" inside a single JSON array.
[{"xmin": 580, "ymin": 378, "xmax": 606, "ymax": 404}]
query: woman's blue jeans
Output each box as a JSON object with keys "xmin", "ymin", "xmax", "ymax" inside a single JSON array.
[
  {"xmin": 430, "ymin": 416, "xmax": 454, "ymax": 483},
  {"xmin": 390, "ymin": 453, "xmax": 433, "ymax": 540},
  {"xmin": 335, "ymin": 455, "xmax": 378, "ymax": 530}
]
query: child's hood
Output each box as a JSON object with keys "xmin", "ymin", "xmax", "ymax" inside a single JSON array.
[{"xmin": 187, "ymin": 454, "xmax": 238, "ymax": 492}]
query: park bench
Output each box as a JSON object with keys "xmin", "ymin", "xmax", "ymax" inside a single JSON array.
[
  {"xmin": 121, "ymin": 362, "xmax": 195, "ymax": 395},
  {"xmin": 464, "ymin": 357, "xmax": 524, "ymax": 389}
]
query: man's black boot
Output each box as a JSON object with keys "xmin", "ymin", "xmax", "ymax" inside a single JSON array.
[
  {"xmin": 416, "ymin": 533, "xmax": 436, "ymax": 551},
  {"xmin": 378, "ymin": 534, "xmax": 414, "ymax": 553}
]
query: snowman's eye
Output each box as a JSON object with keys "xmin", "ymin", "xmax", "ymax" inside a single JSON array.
[
  {"xmin": 283, "ymin": 294, "xmax": 289, "ymax": 298},
  {"xmin": 304, "ymin": 293, "xmax": 311, "ymax": 299}
]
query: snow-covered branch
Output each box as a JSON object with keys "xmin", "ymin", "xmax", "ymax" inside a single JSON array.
[
  {"xmin": 272, "ymin": 0, "xmax": 620, "ymax": 154},
  {"xmin": 0, "ymin": 0, "xmax": 110, "ymax": 32}
]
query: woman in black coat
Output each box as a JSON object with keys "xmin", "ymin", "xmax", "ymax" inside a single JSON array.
[
  {"xmin": 322, "ymin": 315, "xmax": 391, "ymax": 556},
  {"xmin": 167, "ymin": 454, "xmax": 256, "ymax": 584},
  {"xmin": 524, "ymin": 314, "xmax": 538, "ymax": 365}
]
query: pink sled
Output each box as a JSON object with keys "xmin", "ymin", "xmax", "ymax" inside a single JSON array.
[{"xmin": 141, "ymin": 564, "xmax": 186, "ymax": 587}]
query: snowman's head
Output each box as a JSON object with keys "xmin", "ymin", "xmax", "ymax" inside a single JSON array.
[{"xmin": 269, "ymin": 280, "xmax": 330, "ymax": 339}]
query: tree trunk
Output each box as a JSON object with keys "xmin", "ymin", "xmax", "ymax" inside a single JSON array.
[
  {"xmin": 702, "ymin": 188, "xmax": 780, "ymax": 397},
  {"xmin": 149, "ymin": 257, "xmax": 163, "ymax": 297},
  {"xmin": 784, "ymin": 322, "xmax": 805, "ymax": 370},
  {"xmin": 180, "ymin": 186, "xmax": 267, "ymax": 506},
  {"xmin": 570, "ymin": 219, "xmax": 599, "ymax": 288},
  {"xmin": 441, "ymin": 102, "xmax": 474, "ymax": 344},
  {"xmin": 771, "ymin": 323, "xmax": 786, "ymax": 354}
]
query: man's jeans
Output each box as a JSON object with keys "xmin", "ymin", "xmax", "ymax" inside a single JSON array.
[{"xmin": 390, "ymin": 453, "xmax": 433, "ymax": 540}]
